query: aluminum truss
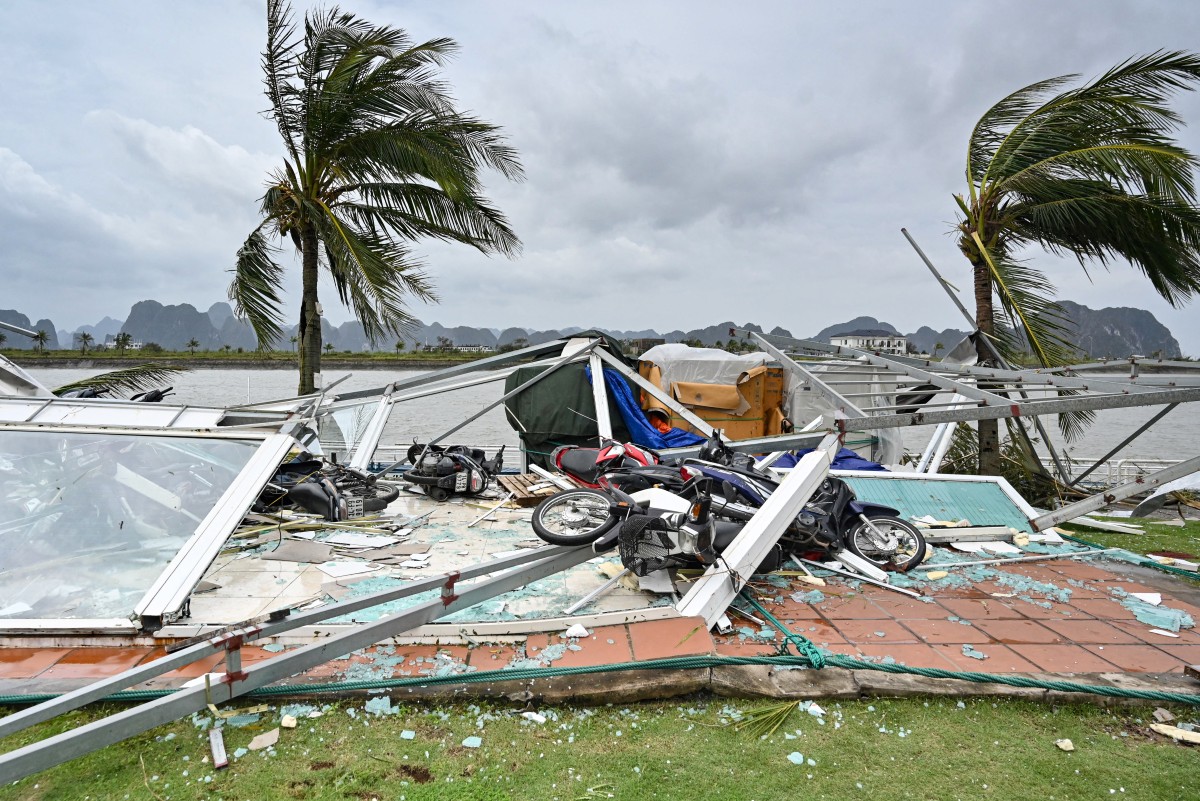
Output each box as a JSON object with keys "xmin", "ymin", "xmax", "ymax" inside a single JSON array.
[{"xmin": 725, "ymin": 328, "xmax": 1200, "ymax": 438}]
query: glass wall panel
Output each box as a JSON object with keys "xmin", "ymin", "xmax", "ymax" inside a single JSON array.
[{"xmin": 0, "ymin": 429, "xmax": 260, "ymax": 620}]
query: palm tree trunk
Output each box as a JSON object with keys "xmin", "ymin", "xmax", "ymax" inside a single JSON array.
[
  {"xmin": 298, "ymin": 222, "xmax": 322, "ymax": 395},
  {"xmin": 972, "ymin": 257, "xmax": 1002, "ymax": 475}
]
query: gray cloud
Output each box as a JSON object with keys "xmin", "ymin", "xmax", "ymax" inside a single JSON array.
[{"xmin": 1, "ymin": 0, "xmax": 1200, "ymax": 355}]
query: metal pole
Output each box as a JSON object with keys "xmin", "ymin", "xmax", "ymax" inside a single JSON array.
[
  {"xmin": 901, "ymin": 227, "xmax": 976, "ymax": 327},
  {"xmin": 746, "ymin": 331, "xmax": 867, "ymax": 418},
  {"xmin": 932, "ymin": 549, "xmax": 1119, "ymax": 569},
  {"xmin": 1029, "ymin": 453, "xmax": 1200, "ymax": 531},
  {"xmin": 564, "ymin": 568, "xmax": 631, "ymax": 615},
  {"xmin": 332, "ymin": 339, "xmax": 571, "ymax": 403},
  {"xmin": 0, "ymin": 547, "xmax": 592, "ymax": 784},
  {"xmin": 797, "ymin": 559, "xmax": 923, "ymax": 599},
  {"xmin": 0, "ymin": 319, "xmax": 37, "ymax": 338},
  {"xmin": 589, "ymin": 352, "xmax": 613, "ymax": 439},
  {"xmin": 593, "ymin": 348, "xmax": 717, "ymax": 436},
  {"xmin": 1066, "ymin": 404, "xmax": 1179, "ymax": 487},
  {"xmin": 833, "ymin": 386, "xmax": 1200, "ymax": 432},
  {"xmin": 0, "ymin": 545, "xmax": 579, "ymax": 741}
]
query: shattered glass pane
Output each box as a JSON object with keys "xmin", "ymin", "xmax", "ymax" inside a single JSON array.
[
  {"xmin": 315, "ymin": 400, "xmax": 378, "ymax": 461},
  {"xmin": 0, "ymin": 429, "xmax": 260, "ymax": 621}
]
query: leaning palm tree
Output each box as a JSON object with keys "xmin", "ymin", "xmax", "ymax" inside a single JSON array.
[
  {"xmin": 76, "ymin": 332, "xmax": 94, "ymax": 354},
  {"xmin": 230, "ymin": 1, "xmax": 523, "ymax": 394},
  {"xmin": 955, "ymin": 51, "xmax": 1200, "ymax": 474},
  {"xmin": 32, "ymin": 330, "xmax": 48, "ymax": 352}
]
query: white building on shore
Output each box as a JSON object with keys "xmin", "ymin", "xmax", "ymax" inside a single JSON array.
[{"xmin": 830, "ymin": 329, "xmax": 908, "ymax": 356}]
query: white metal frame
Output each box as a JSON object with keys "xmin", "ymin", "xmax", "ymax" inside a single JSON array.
[{"xmin": 0, "ymin": 419, "xmax": 301, "ymax": 631}]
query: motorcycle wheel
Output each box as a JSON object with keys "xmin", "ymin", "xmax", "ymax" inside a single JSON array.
[
  {"xmin": 333, "ymin": 474, "xmax": 401, "ymax": 512},
  {"xmin": 846, "ymin": 515, "xmax": 927, "ymax": 572},
  {"xmin": 531, "ymin": 489, "xmax": 619, "ymax": 546}
]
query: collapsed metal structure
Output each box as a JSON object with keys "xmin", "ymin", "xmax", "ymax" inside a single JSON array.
[{"xmin": 2, "ymin": 308, "xmax": 1200, "ymax": 782}]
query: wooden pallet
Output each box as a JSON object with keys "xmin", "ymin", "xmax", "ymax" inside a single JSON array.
[{"xmin": 497, "ymin": 473, "xmax": 566, "ymax": 507}]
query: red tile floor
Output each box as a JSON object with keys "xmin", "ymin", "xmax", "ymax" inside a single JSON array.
[{"xmin": 0, "ymin": 557, "xmax": 1197, "ymax": 695}]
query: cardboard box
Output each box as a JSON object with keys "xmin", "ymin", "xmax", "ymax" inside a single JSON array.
[{"xmin": 639, "ymin": 362, "xmax": 786, "ymax": 441}]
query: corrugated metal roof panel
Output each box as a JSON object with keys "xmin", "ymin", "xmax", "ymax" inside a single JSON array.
[{"xmin": 840, "ymin": 475, "xmax": 1033, "ymax": 533}]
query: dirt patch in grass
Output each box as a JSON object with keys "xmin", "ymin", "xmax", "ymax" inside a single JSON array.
[{"xmin": 396, "ymin": 764, "xmax": 433, "ymax": 783}]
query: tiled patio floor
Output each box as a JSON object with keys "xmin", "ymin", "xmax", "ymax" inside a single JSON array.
[{"xmin": 0, "ymin": 554, "xmax": 1196, "ymax": 700}]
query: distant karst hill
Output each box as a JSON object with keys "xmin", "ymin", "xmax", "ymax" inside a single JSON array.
[{"xmin": 7, "ymin": 299, "xmax": 1183, "ymax": 360}]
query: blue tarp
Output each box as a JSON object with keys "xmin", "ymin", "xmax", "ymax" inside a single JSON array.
[
  {"xmin": 585, "ymin": 366, "xmax": 705, "ymax": 450},
  {"xmin": 776, "ymin": 448, "xmax": 888, "ymax": 471}
]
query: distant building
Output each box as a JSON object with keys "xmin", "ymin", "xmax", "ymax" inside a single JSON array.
[
  {"xmin": 625, "ymin": 338, "xmax": 666, "ymax": 356},
  {"xmin": 452, "ymin": 344, "xmax": 493, "ymax": 353},
  {"xmin": 830, "ymin": 329, "xmax": 907, "ymax": 356}
]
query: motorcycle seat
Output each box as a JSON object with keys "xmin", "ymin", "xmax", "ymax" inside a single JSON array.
[{"xmin": 556, "ymin": 448, "xmax": 605, "ymax": 484}]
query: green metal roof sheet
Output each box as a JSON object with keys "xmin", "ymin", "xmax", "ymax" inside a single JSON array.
[{"xmin": 840, "ymin": 475, "xmax": 1033, "ymax": 533}]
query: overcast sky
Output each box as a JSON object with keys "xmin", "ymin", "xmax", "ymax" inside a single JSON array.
[{"xmin": 3, "ymin": 1, "xmax": 1200, "ymax": 353}]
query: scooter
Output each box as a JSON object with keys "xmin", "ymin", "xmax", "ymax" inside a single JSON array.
[
  {"xmin": 684, "ymin": 432, "xmax": 927, "ymax": 572},
  {"xmin": 547, "ymin": 439, "xmax": 690, "ymax": 493},
  {"xmin": 531, "ymin": 477, "xmax": 781, "ymax": 577},
  {"xmin": 401, "ymin": 443, "xmax": 505, "ymax": 502}
]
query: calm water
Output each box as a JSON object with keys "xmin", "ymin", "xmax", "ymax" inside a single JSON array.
[{"xmin": 27, "ymin": 366, "xmax": 1200, "ymax": 463}]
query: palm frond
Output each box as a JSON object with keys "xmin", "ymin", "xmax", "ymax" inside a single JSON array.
[
  {"xmin": 54, "ymin": 364, "xmax": 189, "ymax": 399},
  {"xmin": 228, "ymin": 226, "xmax": 286, "ymax": 349},
  {"xmin": 311, "ymin": 201, "xmax": 437, "ymax": 341},
  {"xmin": 340, "ymin": 181, "xmax": 521, "ymax": 255},
  {"xmin": 969, "ymin": 74, "xmax": 1076, "ymax": 188},
  {"xmin": 263, "ymin": 0, "xmax": 303, "ymax": 164}
]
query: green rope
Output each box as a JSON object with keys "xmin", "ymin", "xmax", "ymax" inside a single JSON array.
[{"xmin": 738, "ymin": 588, "xmax": 826, "ymax": 668}]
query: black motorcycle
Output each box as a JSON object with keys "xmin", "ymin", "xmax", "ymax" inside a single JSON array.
[
  {"xmin": 685, "ymin": 433, "xmax": 927, "ymax": 572},
  {"xmin": 531, "ymin": 478, "xmax": 780, "ymax": 577},
  {"xmin": 401, "ymin": 443, "xmax": 505, "ymax": 502}
]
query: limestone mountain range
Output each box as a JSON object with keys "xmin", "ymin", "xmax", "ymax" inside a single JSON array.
[{"xmin": 0, "ymin": 298, "xmax": 1183, "ymax": 359}]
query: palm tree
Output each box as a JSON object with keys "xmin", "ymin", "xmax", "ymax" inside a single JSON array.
[
  {"xmin": 186, "ymin": 338, "xmax": 200, "ymax": 355},
  {"xmin": 32, "ymin": 330, "xmax": 48, "ymax": 352},
  {"xmin": 76, "ymin": 332, "xmax": 94, "ymax": 354},
  {"xmin": 955, "ymin": 51, "xmax": 1200, "ymax": 474},
  {"xmin": 113, "ymin": 332, "xmax": 133, "ymax": 354},
  {"xmin": 324, "ymin": 342, "xmax": 335, "ymax": 354},
  {"xmin": 394, "ymin": 339, "xmax": 406, "ymax": 354},
  {"xmin": 229, "ymin": 1, "xmax": 523, "ymax": 394},
  {"xmin": 0, "ymin": 332, "xmax": 6, "ymax": 349},
  {"xmin": 289, "ymin": 335, "xmax": 298, "ymax": 352}
]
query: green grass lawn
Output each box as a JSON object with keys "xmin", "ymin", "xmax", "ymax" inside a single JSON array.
[
  {"xmin": 0, "ymin": 696, "xmax": 1195, "ymax": 800},
  {"xmin": 1063, "ymin": 515, "xmax": 1200, "ymax": 563}
]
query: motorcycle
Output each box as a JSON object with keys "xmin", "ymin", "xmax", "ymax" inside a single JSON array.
[
  {"xmin": 684, "ymin": 432, "xmax": 927, "ymax": 572},
  {"xmin": 255, "ymin": 456, "xmax": 401, "ymax": 519},
  {"xmin": 546, "ymin": 439, "xmax": 690, "ymax": 494},
  {"xmin": 531, "ymin": 478, "xmax": 780, "ymax": 577},
  {"xmin": 401, "ymin": 443, "xmax": 505, "ymax": 502}
]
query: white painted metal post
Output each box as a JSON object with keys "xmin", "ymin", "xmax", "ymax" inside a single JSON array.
[
  {"xmin": 589, "ymin": 351, "xmax": 613, "ymax": 440},
  {"xmin": 676, "ymin": 448, "xmax": 832, "ymax": 627}
]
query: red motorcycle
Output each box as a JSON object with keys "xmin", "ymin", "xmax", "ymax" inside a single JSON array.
[{"xmin": 548, "ymin": 439, "xmax": 688, "ymax": 493}]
